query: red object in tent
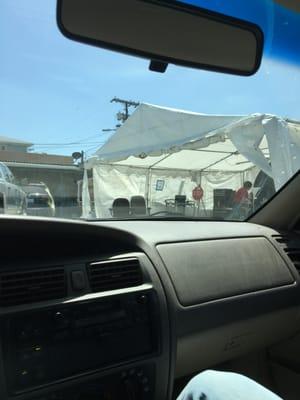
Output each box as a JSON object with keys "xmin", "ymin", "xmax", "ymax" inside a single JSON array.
[{"xmin": 192, "ymin": 186, "xmax": 204, "ymax": 201}]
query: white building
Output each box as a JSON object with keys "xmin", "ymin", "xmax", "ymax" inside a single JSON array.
[{"xmin": 0, "ymin": 135, "xmax": 32, "ymax": 153}]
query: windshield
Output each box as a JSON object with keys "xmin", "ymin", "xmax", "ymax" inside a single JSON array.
[{"xmin": 1, "ymin": 0, "xmax": 300, "ymax": 221}]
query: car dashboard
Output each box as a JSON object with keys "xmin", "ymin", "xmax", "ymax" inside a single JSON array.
[{"xmin": 0, "ymin": 218, "xmax": 299, "ymax": 400}]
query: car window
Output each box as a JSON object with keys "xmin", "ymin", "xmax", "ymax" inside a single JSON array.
[
  {"xmin": 22, "ymin": 185, "xmax": 46, "ymax": 194},
  {"xmin": 1, "ymin": 0, "xmax": 300, "ymax": 220}
]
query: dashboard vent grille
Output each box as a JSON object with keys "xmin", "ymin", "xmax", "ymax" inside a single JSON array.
[
  {"xmin": 273, "ymin": 234, "xmax": 300, "ymax": 274},
  {"xmin": 88, "ymin": 258, "xmax": 143, "ymax": 292},
  {"xmin": 0, "ymin": 267, "xmax": 66, "ymax": 307}
]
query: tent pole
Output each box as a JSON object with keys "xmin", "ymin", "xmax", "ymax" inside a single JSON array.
[
  {"xmin": 145, "ymin": 168, "xmax": 151, "ymax": 210},
  {"xmin": 200, "ymin": 152, "xmax": 237, "ymax": 172},
  {"xmin": 191, "ymin": 148, "xmax": 235, "ymax": 155},
  {"xmin": 198, "ymin": 171, "xmax": 202, "ymax": 217},
  {"xmin": 149, "ymin": 153, "xmax": 173, "ymax": 169}
]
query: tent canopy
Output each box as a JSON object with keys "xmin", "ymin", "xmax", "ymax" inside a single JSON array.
[
  {"xmin": 89, "ymin": 103, "xmax": 300, "ymax": 187},
  {"xmin": 95, "ymin": 103, "xmax": 244, "ymax": 162},
  {"xmin": 84, "ymin": 103, "xmax": 300, "ymax": 218},
  {"xmin": 89, "ymin": 103, "xmax": 274, "ymax": 175}
]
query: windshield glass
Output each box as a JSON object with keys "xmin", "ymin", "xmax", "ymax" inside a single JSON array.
[{"xmin": 1, "ymin": 0, "xmax": 300, "ymax": 221}]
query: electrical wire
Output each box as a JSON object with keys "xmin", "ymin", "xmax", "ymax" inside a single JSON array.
[
  {"xmin": 30, "ymin": 131, "xmax": 113, "ymax": 155},
  {"xmin": 33, "ymin": 141, "xmax": 105, "ymax": 147},
  {"xmin": 85, "ymin": 144, "xmax": 103, "ymax": 155},
  {"xmin": 33, "ymin": 131, "xmax": 112, "ymax": 147}
]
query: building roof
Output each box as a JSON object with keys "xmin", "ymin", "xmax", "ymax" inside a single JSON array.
[
  {"xmin": 0, "ymin": 150, "xmax": 74, "ymax": 166},
  {"xmin": 0, "ymin": 136, "xmax": 33, "ymax": 147}
]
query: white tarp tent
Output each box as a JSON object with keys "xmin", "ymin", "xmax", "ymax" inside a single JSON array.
[{"xmin": 84, "ymin": 103, "xmax": 300, "ymax": 218}]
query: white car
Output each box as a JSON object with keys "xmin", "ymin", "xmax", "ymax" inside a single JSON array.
[
  {"xmin": 21, "ymin": 182, "xmax": 55, "ymax": 217},
  {"xmin": 0, "ymin": 162, "xmax": 26, "ymax": 215}
]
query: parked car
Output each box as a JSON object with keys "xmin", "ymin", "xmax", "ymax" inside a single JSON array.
[
  {"xmin": 0, "ymin": 162, "xmax": 26, "ymax": 215},
  {"xmin": 21, "ymin": 183, "xmax": 55, "ymax": 217}
]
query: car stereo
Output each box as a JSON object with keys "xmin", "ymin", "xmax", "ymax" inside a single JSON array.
[
  {"xmin": 31, "ymin": 364, "xmax": 156, "ymax": 400},
  {"xmin": 1, "ymin": 290, "xmax": 159, "ymax": 394}
]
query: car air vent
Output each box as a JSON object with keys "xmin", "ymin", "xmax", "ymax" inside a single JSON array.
[
  {"xmin": 0, "ymin": 267, "xmax": 67, "ymax": 307},
  {"xmin": 88, "ymin": 258, "xmax": 143, "ymax": 293},
  {"xmin": 273, "ymin": 234, "xmax": 300, "ymax": 274}
]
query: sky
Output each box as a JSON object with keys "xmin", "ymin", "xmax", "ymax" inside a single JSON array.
[{"xmin": 1, "ymin": 0, "xmax": 300, "ymax": 157}]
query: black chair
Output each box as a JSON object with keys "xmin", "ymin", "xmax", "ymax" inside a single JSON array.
[
  {"xmin": 175, "ymin": 195, "xmax": 186, "ymax": 205},
  {"xmin": 130, "ymin": 195, "xmax": 147, "ymax": 216},
  {"xmin": 175, "ymin": 195, "xmax": 186, "ymax": 214},
  {"xmin": 112, "ymin": 198, "xmax": 130, "ymax": 217}
]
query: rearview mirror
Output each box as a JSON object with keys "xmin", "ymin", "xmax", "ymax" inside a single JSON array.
[{"xmin": 57, "ymin": 0, "xmax": 263, "ymax": 76}]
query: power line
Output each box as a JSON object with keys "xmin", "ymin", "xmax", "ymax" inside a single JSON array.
[
  {"xmin": 32, "ymin": 143, "xmax": 106, "ymax": 154},
  {"xmin": 75, "ymin": 131, "xmax": 112, "ymax": 143},
  {"xmin": 34, "ymin": 141, "xmax": 105, "ymax": 146},
  {"xmin": 34, "ymin": 142, "xmax": 104, "ymax": 147},
  {"xmin": 33, "ymin": 131, "xmax": 112, "ymax": 147},
  {"xmin": 85, "ymin": 144, "xmax": 101, "ymax": 154}
]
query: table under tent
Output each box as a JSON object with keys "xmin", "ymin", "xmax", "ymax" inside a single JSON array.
[{"xmin": 82, "ymin": 103, "xmax": 300, "ymax": 219}]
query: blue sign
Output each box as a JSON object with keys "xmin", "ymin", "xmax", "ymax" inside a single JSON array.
[{"xmin": 156, "ymin": 179, "xmax": 165, "ymax": 191}]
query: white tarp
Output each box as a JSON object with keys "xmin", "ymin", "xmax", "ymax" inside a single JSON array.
[
  {"xmin": 81, "ymin": 168, "xmax": 91, "ymax": 218},
  {"xmin": 84, "ymin": 103, "xmax": 300, "ymax": 218},
  {"xmin": 263, "ymin": 116, "xmax": 300, "ymax": 189},
  {"xmin": 93, "ymin": 103, "xmax": 244, "ymax": 162},
  {"xmin": 93, "ymin": 165, "xmax": 147, "ymax": 218},
  {"xmin": 92, "ymin": 164, "xmax": 256, "ymax": 218},
  {"xmin": 89, "ymin": 104, "xmax": 282, "ymax": 177}
]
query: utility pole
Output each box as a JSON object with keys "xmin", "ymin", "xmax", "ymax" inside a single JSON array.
[{"xmin": 110, "ymin": 97, "xmax": 140, "ymax": 123}]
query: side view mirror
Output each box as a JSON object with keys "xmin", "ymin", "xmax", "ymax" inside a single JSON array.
[{"xmin": 57, "ymin": 0, "xmax": 263, "ymax": 75}]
